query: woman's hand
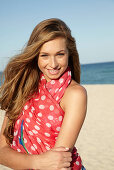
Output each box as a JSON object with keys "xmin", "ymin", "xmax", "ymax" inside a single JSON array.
[{"xmin": 34, "ymin": 146, "xmax": 72, "ymax": 170}]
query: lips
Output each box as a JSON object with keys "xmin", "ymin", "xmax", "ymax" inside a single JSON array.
[{"xmin": 48, "ymin": 69, "xmax": 60, "ymax": 75}]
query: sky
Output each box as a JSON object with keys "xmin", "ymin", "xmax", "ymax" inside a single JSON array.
[{"xmin": 0, "ymin": 0, "xmax": 114, "ymax": 71}]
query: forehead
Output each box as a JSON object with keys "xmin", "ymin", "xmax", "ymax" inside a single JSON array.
[{"xmin": 40, "ymin": 37, "xmax": 67, "ymax": 52}]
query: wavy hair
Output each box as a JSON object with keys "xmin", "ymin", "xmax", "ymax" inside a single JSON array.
[{"xmin": 0, "ymin": 18, "xmax": 80, "ymax": 144}]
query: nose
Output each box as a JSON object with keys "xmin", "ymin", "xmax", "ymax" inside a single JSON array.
[{"xmin": 49, "ymin": 57, "xmax": 58, "ymax": 68}]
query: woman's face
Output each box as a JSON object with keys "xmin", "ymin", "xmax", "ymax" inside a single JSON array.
[{"xmin": 38, "ymin": 37, "xmax": 69, "ymax": 82}]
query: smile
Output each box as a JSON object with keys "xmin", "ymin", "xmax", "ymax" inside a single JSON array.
[{"xmin": 48, "ymin": 69, "xmax": 60, "ymax": 75}]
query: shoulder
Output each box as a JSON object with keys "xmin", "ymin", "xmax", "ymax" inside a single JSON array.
[
  {"xmin": 66, "ymin": 80, "xmax": 87, "ymax": 97},
  {"xmin": 60, "ymin": 80, "xmax": 87, "ymax": 111}
]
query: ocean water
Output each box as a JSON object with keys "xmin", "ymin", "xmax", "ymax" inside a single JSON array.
[
  {"xmin": 0, "ymin": 61, "xmax": 114, "ymax": 85},
  {"xmin": 80, "ymin": 61, "xmax": 114, "ymax": 84}
]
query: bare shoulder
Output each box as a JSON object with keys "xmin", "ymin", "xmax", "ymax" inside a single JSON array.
[
  {"xmin": 60, "ymin": 80, "xmax": 87, "ymax": 110},
  {"xmin": 68, "ymin": 80, "xmax": 87, "ymax": 94}
]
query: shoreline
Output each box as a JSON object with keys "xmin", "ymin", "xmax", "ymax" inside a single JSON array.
[{"xmin": 0, "ymin": 84, "xmax": 114, "ymax": 170}]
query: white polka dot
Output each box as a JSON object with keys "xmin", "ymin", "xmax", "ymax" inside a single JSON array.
[
  {"xmin": 36, "ymin": 121, "xmax": 41, "ymax": 125},
  {"xmin": 59, "ymin": 116, "xmax": 63, "ymax": 121},
  {"xmin": 68, "ymin": 71, "xmax": 70, "ymax": 76},
  {"xmin": 31, "ymin": 146, "xmax": 35, "ymax": 151},
  {"xmin": 37, "ymin": 137, "xmax": 41, "ymax": 143},
  {"xmin": 29, "ymin": 112, "xmax": 33, "ymax": 117},
  {"xmin": 41, "ymin": 76, "xmax": 45, "ymax": 80},
  {"xmin": 68, "ymin": 71, "xmax": 71, "ymax": 76},
  {"xmin": 24, "ymin": 138, "xmax": 27, "ymax": 143},
  {"xmin": 49, "ymin": 89, "xmax": 51, "ymax": 92},
  {"xmin": 68, "ymin": 80, "xmax": 70, "ymax": 84},
  {"xmin": 29, "ymin": 131, "xmax": 33, "ymax": 135},
  {"xmin": 25, "ymin": 123, "xmax": 28, "ymax": 127},
  {"xmin": 31, "ymin": 106, "xmax": 35, "ymax": 112},
  {"xmin": 13, "ymin": 141, "xmax": 16, "ymax": 146},
  {"xmin": 46, "ymin": 146, "xmax": 50, "ymax": 150},
  {"xmin": 48, "ymin": 115, "xmax": 53, "ymax": 120},
  {"xmin": 55, "ymin": 88, "xmax": 59, "ymax": 93},
  {"xmin": 35, "ymin": 98, "xmax": 39, "ymax": 101},
  {"xmin": 56, "ymin": 96, "xmax": 59, "ymax": 101},
  {"xmin": 33, "ymin": 144, "xmax": 37, "ymax": 149},
  {"xmin": 76, "ymin": 161, "xmax": 80, "ymax": 165},
  {"xmin": 56, "ymin": 127, "xmax": 60, "ymax": 131},
  {"xmin": 51, "ymin": 80, "xmax": 55, "ymax": 84},
  {"xmin": 14, "ymin": 130, "xmax": 18, "ymax": 136},
  {"xmin": 50, "ymin": 105, "xmax": 54, "ymax": 111},
  {"xmin": 41, "ymin": 95, "xmax": 46, "ymax": 100},
  {"xmin": 34, "ymin": 125, "xmax": 40, "ymax": 130},
  {"xmin": 46, "ymin": 123, "xmax": 51, "ymax": 127},
  {"xmin": 32, "ymin": 130, "xmax": 38, "ymax": 134},
  {"xmin": 24, "ymin": 105, "xmax": 28, "ymax": 110},
  {"xmin": 23, "ymin": 126, "xmax": 24, "ymax": 130},
  {"xmin": 17, "ymin": 149, "xmax": 21, "ymax": 152},
  {"xmin": 37, "ymin": 118, "xmax": 41, "ymax": 122},
  {"xmin": 45, "ymin": 133, "xmax": 50, "ymax": 137},
  {"xmin": 26, "ymin": 118, "xmax": 30, "ymax": 123},
  {"xmin": 39, "ymin": 105, "xmax": 45, "ymax": 109},
  {"xmin": 38, "ymin": 112, "xmax": 42, "ymax": 117},
  {"xmin": 59, "ymin": 87, "xmax": 62, "ymax": 92},
  {"xmin": 44, "ymin": 142, "xmax": 50, "ymax": 146},
  {"xmin": 17, "ymin": 119, "xmax": 20, "ymax": 124},
  {"xmin": 59, "ymin": 78, "xmax": 64, "ymax": 84},
  {"xmin": 39, "ymin": 89, "xmax": 40, "ymax": 93}
]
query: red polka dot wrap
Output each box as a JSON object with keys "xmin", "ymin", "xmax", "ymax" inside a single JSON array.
[{"xmin": 11, "ymin": 67, "xmax": 83, "ymax": 169}]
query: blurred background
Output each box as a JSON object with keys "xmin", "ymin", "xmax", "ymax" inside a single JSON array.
[{"xmin": 0, "ymin": 0, "xmax": 114, "ymax": 84}]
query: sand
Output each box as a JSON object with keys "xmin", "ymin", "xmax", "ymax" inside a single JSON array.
[{"xmin": 0, "ymin": 84, "xmax": 114, "ymax": 170}]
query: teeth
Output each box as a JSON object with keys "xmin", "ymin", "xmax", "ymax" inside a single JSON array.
[{"xmin": 50, "ymin": 70, "xmax": 58, "ymax": 73}]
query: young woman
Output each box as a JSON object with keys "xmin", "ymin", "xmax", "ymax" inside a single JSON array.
[{"xmin": 0, "ymin": 18, "xmax": 87, "ymax": 170}]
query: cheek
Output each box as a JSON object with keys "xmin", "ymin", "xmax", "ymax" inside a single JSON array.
[
  {"xmin": 61, "ymin": 56, "xmax": 69, "ymax": 66},
  {"xmin": 38, "ymin": 58, "xmax": 47, "ymax": 69}
]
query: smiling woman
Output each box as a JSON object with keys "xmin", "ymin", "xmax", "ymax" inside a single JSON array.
[
  {"xmin": 0, "ymin": 18, "xmax": 87, "ymax": 170},
  {"xmin": 38, "ymin": 37, "xmax": 69, "ymax": 82}
]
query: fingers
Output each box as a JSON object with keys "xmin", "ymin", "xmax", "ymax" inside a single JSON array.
[
  {"xmin": 52, "ymin": 146, "xmax": 69, "ymax": 152},
  {"xmin": 64, "ymin": 156, "xmax": 72, "ymax": 163}
]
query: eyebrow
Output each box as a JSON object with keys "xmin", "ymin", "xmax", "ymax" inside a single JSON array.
[{"xmin": 40, "ymin": 50, "xmax": 65, "ymax": 54}]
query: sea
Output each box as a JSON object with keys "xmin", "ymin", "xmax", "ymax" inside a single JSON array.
[{"xmin": 0, "ymin": 61, "xmax": 114, "ymax": 85}]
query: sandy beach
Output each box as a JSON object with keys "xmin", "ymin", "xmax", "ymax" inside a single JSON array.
[{"xmin": 0, "ymin": 84, "xmax": 114, "ymax": 170}]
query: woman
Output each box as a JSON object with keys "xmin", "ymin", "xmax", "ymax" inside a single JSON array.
[{"xmin": 0, "ymin": 18, "xmax": 87, "ymax": 169}]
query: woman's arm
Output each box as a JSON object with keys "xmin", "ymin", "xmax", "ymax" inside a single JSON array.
[
  {"xmin": 54, "ymin": 84, "xmax": 87, "ymax": 151},
  {"xmin": 0, "ymin": 116, "xmax": 72, "ymax": 170}
]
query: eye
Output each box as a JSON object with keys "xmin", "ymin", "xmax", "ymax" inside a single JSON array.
[
  {"xmin": 40, "ymin": 54, "xmax": 48, "ymax": 57},
  {"xmin": 57, "ymin": 53, "xmax": 64, "ymax": 56}
]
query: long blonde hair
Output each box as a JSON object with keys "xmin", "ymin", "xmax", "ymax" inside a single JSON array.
[{"xmin": 0, "ymin": 18, "xmax": 80, "ymax": 144}]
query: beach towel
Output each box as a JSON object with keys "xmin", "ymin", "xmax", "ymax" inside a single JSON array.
[{"xmin": 11, "ymin": 67, "xmax": 83, "ymax": 169}]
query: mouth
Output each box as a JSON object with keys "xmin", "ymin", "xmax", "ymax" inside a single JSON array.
[{"xmin": 48, "ymin": 69, "xmax": 60, "ymax": 75}]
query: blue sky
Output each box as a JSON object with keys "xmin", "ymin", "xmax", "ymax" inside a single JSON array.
[{"xmin": 0, "ymin": 0, "xmax": 114, "ymax": 71}]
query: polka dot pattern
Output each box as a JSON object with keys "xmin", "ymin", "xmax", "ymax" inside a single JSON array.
[
  {"xmin": 46, "ymin": 123, "xmax": 51, "ymax": 127},
  {"xmin": 38, "ymin": 112, "xmax": 42, "ymax": 117},
  {"xmin": 26, "ymin": 118, "xmax": 30, "ymax": 123},
  {"xmin": 59, "ymin": 116, "xmax": 63, "ymax": 121},
  {"xmin": 44, "ymin": 132, "xmax": 50, "ymax": 137},
  {"xmin": 37, "ymin": 137, "xmax": 41, "ymax": 143},
  {"xmin": 39, "ymin": 105, "xmax": 45, "ymax": 109},
  {"xmin": 14, "ymin": 130, "xmax": 18, "ymax": 136},
  {"xmin": 49, "ymin": 105, "xmax": 54, "ymax": 111},
  {"xmin": 34, "ymin": 125, "xmax": 40, "ymax": 130},
  {"xmin": 48, "ymin": 115, "xmax": 53, "ymax": 120},
  {"xmin": 56, "ymin": 127, "xmax": 60, "ymax": 131},
  {"xmin": 10, "ymin": 68, "xmax": 82, "ymax": 168},
  {"xmin": 51, "ymin": 80, "xmax": 55, "ymax": 84},
  {"xmin": 41, "ymin": 95, "xmax": 46, "ymax": 100}
]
